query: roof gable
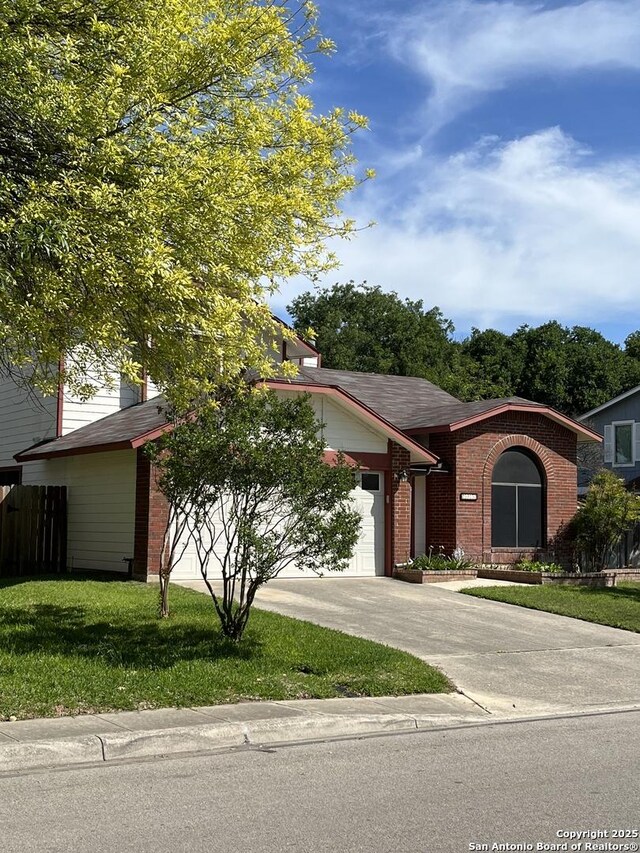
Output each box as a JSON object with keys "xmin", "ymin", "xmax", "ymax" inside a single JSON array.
[{"xmin": 578, "ymin": 384, "xmax": 640, "ymax": 421}]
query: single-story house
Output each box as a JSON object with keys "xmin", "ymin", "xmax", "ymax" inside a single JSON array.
[{"xmin": 1, "ymin": 328, "xmax": 600, "ymax": 579}]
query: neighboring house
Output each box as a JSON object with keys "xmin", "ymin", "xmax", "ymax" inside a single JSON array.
[
  {"xmin": 1, "ymin": 324, "xmax": 600, "ymax": 579},
  {"xmin": 577, "ymin": 385, "xmax": 640, "ymax": 489}
]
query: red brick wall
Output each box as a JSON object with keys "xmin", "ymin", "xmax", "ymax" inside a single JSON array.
[
  {"xmin": 133, "ymin": 448, "xmax": 169, "ymax": 581},
  {"xmin": 425, "ymin": 413, "xmax": 577, "ymax": 566},
  {"xmin": 390, "ymin": 443, "xmax": 412, "ymax": 566},
  {"xmin": 425, "ymin": 433, "xmax": 458, "ymax": 553}
]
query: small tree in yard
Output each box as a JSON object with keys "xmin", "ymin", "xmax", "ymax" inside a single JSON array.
[
  {"xmin": 574, "ymin": 470, "xmax": 640, "ymax": 571},
  {"xmin": 147, "ymin": 389, "xmax": 361, "ymax": 639}
]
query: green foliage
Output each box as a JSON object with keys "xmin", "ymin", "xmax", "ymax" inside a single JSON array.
[
  {"xmin": 148, "ymin": 388, "xmax": 361, "ymax": 639},
  {"xmin": 408, "ymin": 547, "xmax": 473, "ymax": 571},
  {"xmin": 0, "ymin": 0, "xmax": 367, "ymax": 407},
  {"xmin": 0, "ymin": 579, "xmax": 450, "ymax": 719},
  {"xmin": 288, "ymin": 284, "xmax": 640, "ymax": 414},
  {"xmin": 574, "ymin": 470, "xmax": 640, "ymax": 571},
  {"xmin": 511, "ymin": 323, "xmax": 636, "ymax": 415},
  {"xmin": 288, "ymin": 282, "xmax": 462, "ymax": 393},
  {"xmin": 513, "ymin": 559, "xmax": 564, "ymax": 573},
  {"xmin": 459, "ymin": 327, "xmax": 526, "ymax": 400}
]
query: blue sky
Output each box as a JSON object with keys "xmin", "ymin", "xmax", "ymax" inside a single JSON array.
[{"xmin": 273, "ymin": 0, "xmax": 640, "ymax": 344}]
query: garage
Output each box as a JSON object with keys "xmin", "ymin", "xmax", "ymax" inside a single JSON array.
[
  {"xmin": 348, "ymin": 471, "xmax": 385, "ymax": 576},
  {"xmin": 169, "ymin": 470, "xmax": 386, "ymax": 581}
]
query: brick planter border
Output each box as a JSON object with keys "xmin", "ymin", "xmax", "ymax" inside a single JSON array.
[
  {"xmin": 393, "ymin": 568, "xmax": 478, "ymax": 585},
  {"xmin": 604, "ymin": 568, "xmax": 640, "ymax": 581},
  {"xmin": 541, "ymin": 572, "xmax": 616, "ymax": 587},
  {"xmin": 477, "ymin": 567, "xmax": 617, "ymax": 587},
  {"xmin": 477, "ymin": 568, "xmax": 543, "ymax": 584}
]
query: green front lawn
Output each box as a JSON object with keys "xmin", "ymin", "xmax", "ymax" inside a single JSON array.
[
  {"xmin": 0, "ymin": 578, "xmax": 451, "ymax": 720},
  {"xmin": 462, "ymin": 582, "xmax": 640, "ymax": 633}
]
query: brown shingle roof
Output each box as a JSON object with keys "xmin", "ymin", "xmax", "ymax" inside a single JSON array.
[
  {"xmin": 15, "ymin": 367, "xmax": 599, "ymax": 462},
  {"xmin": 15, "ymin": 397, "xmax": 170, "ymax": 461},
  {"xmin": 295, "ymin": 366, "xmax": 461, "ymax": 430},
  {"xmin": 400, "ymin": 396, "xmax": 539, "ymax": 431}
]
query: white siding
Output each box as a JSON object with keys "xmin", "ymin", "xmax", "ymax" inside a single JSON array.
[
  {"xmin": 310, "ymin": 396, "xmax": 387, "ymax": 453},
  {"xmin": 22, "ymin": 451, "xmax": 136, "ymax": 574},
  {"xmin": 62, "ymin": 377, "xmax": 140, "ymax": 435},
  {"xmin": 0, "ymin": 373, "xmax": 57, "ymax": 468},
  {"xmin": 146, "ymin": 376, "xmax": 160, "ymax": 399}
]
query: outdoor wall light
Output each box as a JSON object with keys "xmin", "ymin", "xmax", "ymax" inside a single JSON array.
[{"xmin": 397, "ymin": 469, "xmax": 409, "ymax": 483}]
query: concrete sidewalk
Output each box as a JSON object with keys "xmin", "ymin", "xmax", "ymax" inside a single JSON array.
[{"xmin": 0, "ymin": 692, "xmax": 488, "ymax": 774}]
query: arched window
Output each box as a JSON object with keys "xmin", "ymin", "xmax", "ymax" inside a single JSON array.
[{"xmin": 491, "ymin": 449, "xmax": 543, "ymax": 548}]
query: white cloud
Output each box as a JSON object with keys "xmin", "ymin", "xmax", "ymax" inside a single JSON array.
[
  {"xmin": 386, "ymin": 0, "xmax": 640, "ymax": 130},
  {"xmin": 279, "ymin": 128, "xmax": 640, "ymax": 332}
]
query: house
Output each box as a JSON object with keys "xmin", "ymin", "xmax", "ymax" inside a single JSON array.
[
  {"xmin": 578, "ymin": 385, "xmax": 640, "ymax": 488},
  {"xmin": 1, "ymin": 325, "xmax": 600, "ymax": 579}
]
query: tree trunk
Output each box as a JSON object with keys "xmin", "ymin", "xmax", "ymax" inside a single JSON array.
[{"xmin": 159, "ymin": 573, "xmax": 170, "ymax": 618}]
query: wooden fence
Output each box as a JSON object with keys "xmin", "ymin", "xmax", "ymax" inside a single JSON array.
[{"xmin": 0, "ymin": 485, "xmax": 67, "ymax": 578}]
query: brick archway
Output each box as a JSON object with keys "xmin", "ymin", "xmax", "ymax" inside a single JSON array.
[{"xmin": 482, "ymin": 434, "xmax": 554, "ymax": 559}]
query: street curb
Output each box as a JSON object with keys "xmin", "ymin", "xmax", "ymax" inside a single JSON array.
[
  {"xmin": 0, "ymin": 713, "xmax": 466, "ymax": 773},
  {"xmin": 0, "ymin": 735, "xmax": 104, "ymax": 772},
  {"xmin": 4, "ymin": 703, "xmax": 639, "ymax": 774}
]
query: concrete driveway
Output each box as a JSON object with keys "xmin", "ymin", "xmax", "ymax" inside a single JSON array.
[{"xmin": 246, "ymin": 577, "xmax": 640, "ymax": 716}]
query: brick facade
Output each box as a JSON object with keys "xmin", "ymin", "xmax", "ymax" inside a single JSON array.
[
  {"xmin": 133, "ymin": 448, "xmax": 169, "ymax": 581},
  {"xmin": 390, "ymin": 442, "xmax": 411, "ymax": 567},
  {"xmin": 131, "ymin": 417, "xmax": 579, "ymax": 580},
  {"xmin": 423, "ymin": 413, "xmax": 577, "ymax": 566}
]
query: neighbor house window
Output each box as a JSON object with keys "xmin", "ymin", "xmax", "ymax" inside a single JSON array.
[
  {"xmin": 491, "ymin": 449, "xmax": 543, "ymax": 548},
  {"xmin": 614, "ymin": 422, "xmax": 634, "ymax": 466}
]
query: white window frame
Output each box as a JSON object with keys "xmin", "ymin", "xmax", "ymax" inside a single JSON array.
[{"xmin": 611, "ymin": 420, "xmax": 635, "ymax": 468}]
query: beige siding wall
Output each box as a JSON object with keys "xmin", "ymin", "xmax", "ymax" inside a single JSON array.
[
  {"xmin": 311, "ymin": 396, "xmax": 387, "ymax": 453},
  {"xmin": 275, "ymin": 389, "xmax": 387, "ymax": 452},
  {"xmin": 22, "ymin": 450, "xmax": 136, "ymax": 573},
  {"xmin": 0, "ymin": 373, "xmax": 57, "ymax": 469}
]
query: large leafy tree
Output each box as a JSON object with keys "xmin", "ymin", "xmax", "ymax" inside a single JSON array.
[
  {"xmin": 510, "ymin": 323, "xmax": 635, "ymax": 415},
  {"xmin": 0, "ymin": 0, "xmax": 366, "ymax": 406},
  {"xmin": 460, "ymin": 327, "xmax": 527, "ymax": 400},
  {"xmin": 289, "ymin": 283, "xmax": 640, "ymax": 414},
  {"xmin": 147, "ymin": 388, "xmax": 361, "ymax": 638},
  {"xmin": 288, "ymin": 282, "xmax": 460, "ymax": 390}
]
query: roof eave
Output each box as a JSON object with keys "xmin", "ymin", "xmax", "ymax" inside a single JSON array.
[
  {"xmin": 578, "ymin": 383, "xmax": 640, "ymax": 421},
  {"xmin": 15, "ymin": 439, "xmax": 135, "ymax": 463},
  {"xmin": 404, "ymin": 403, "xmax": 602, "ymax": 443}
]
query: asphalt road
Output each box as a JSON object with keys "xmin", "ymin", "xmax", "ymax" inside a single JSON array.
[{"xmin": 1, "ymin": 710, "xmax": 638, "ymax": 853}]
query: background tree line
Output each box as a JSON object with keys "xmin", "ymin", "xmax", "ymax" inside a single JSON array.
[{"xmin": 289, "ymin": 283, "xmax": 640, "ymax": 416}]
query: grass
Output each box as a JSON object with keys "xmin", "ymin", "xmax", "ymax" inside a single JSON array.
[
  {"xmin": 0, "ymin": 577, "xmax": 451, "ymax": 720},
  {"xmin": 462, "ymin": 582, "xmax": 640, "ymax": 633}
]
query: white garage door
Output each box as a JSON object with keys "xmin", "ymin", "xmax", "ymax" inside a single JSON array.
[{"xmin": 171, "ymin": 471, "xmax": 386, "ymax": 580}]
